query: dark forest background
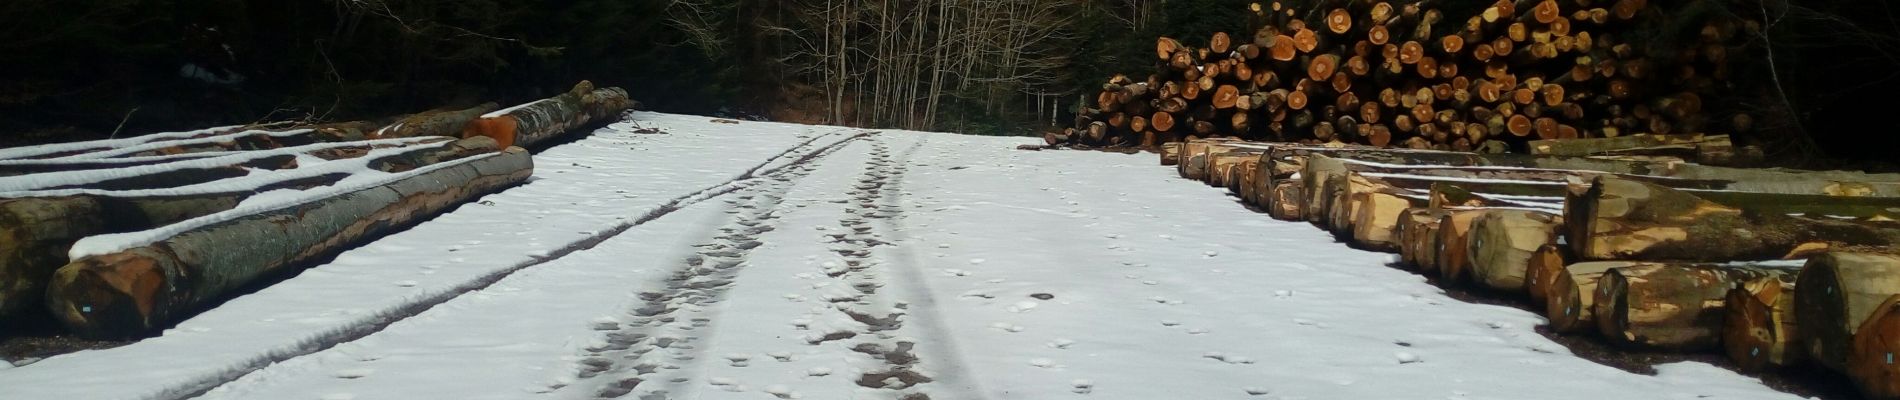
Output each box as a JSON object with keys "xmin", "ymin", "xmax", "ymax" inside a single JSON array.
[{"xmin": 2, "ymin": 0, "xmax": 1898, "ymax": 166}]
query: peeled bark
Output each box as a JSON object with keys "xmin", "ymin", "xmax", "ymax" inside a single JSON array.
[
  {"xmin": 1595, "ymin": 263, "xmax": 1793, "ymax": 351},
  {"xmin": 1797, "ymin": 252, "xmax": 1900, "ymax": 372},
  {"xmin": 1566, "ymin": 177, "xmax": 1900, "ymax": 262},
  {"xmin": 1724, "ymin": 276, "xmax": 1804, "ymax": 372},
  {"xmin": 1466, "ymin": 209, "xmax": 1562, "ymax": 292},
  {"xmin": 45, "ymin": 147, "xmax": 534, "ymax": 338}
]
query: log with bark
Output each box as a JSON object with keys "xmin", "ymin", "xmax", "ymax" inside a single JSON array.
[
  {"xmin": 43, "ymin": 145, "xmax": 533, "ymax": 338},
  {"xmin": 375, "ymin": 103, "xmax": 501, "ymax": 139},
  {"xmin": 1435, "ymin": 209, "xmax": 1489, "ymax": 286},
  {"xmin": 1724, "ymin": 276, "xmax": 1804, "ymax": 372},
  {"xmin": 1594, "ymin": 262, "xmax": 1794, "ymax": 351},
  {"xmin": 1565, "ymin": 176, "xmax": 1900, "ymax": 262},
  {"xmin": 0, "ymin": 137, "xmax": 499, "ymax": 321},
  {"xmin": 464, "ymin": 81, "xmax": 634, "ymax": 149},
  {"xmin": 1796, "ymin": 252, "xmax": 1900, "ymax": 372},
  {"xmin": 1161, "ymin": 142, "xmax": 1183, "ymax": 165},
  {"xmin": 1850, "ymin": 294, "xmax": 1900, "ymax": 400}
]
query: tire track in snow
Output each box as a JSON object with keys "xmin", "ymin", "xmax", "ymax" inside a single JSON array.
[
  {"xmin": 813, "ymin": 135, "xmax": 936, "ymax": 399},
  {"xmin": 562, "ymin": 134, "xmax": 869, "ymax": 399},
  {"xmin": 165, "ymin": 130, "xmax": 869, "ymax": 400},
  {"xmin": 870, "ymin": 137, "xmax": 995, "ymax": 400}
]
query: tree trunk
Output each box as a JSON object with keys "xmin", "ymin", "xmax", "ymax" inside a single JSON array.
[
  {"xmin": 1724, "ymin": 276, "xmax": 1803, "ymax": 372},
  {"xmin": 1595, "ymin": 263, "xmax": 1793, "ymax": 351},
  {"xmin": 44, "ymin": 146, "xmax": 533, "ymax": 339},
  {"xmin": 465, "ymin": 82, "xmax": 634, "ymax": 149},
  {"xmin": 1565, "ymin": 177, "xmax": 1900, "ymax": 261},
  {"xmin": 1797, "ymin": 252, "xmax": 1900, "ymax": 372},
  {"xmin": 1466, "ymin": 209, "xmax": 1561, "ymax": 292},
  {"xmin": 375, "ymin": 103, "xmax": 501, "ymax": 139}
]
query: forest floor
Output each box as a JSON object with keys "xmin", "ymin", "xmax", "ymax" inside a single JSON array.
[{"xmin": 0, "ymin": 113, "xmax": 1814, "ymax": 400}]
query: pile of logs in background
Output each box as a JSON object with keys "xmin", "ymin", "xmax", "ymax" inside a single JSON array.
[
  {"xmin": 1170, "ymin": 137, "xmax": 1900, "ymax": 399},
  {"xmin": 0, "ymin": 81, "xmax": 635, "ymax": 339},
  {"xmin": 1053, "ymin": 0, "xmax": 1767, "ymax": 160}
]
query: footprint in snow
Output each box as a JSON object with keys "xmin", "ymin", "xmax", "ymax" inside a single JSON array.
[
  {"xmin": 807, "ymin": 367, "xmax": 833, "ymax": 377},
  {"xmin": 989, "ymin": 322, "xmax": 1026, "ymax": 332},
  {"xmin": 768, "ymin": 351, "xmax": 794, "ymax": 362},
  {"xmin": 1029, "ymin": 358, "xmax": 1058, "ymax": 368},
  {"xmin": 333, "ymin": 368, "xmax": 374, "ymax": 379},
  {"xmin": 1072, "ymin": 379, "xmax": 1095, "ymax": 394},
  {"xmin": 1048, "ymin": 338, "xmax": 1076, "ymax": 349},
  {"xmin": 1159, "ymin": 320, "xmax": 1181, "ymax": 327},
  {"xmin": 321, "ymin": 394, "xmax": 356, "ymax": 400},
  {"xmin": 1244, "ymin": 387, "xmax": 1271, "ymax": 396},
  {"xmin": 1395, "ymin": 352, "xmax": 1422, "ymax": 364}
]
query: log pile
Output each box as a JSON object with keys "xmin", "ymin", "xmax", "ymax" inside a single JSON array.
[
  {"xmin": 1162, "ymin": 137, "xmax": 1900, "ymax": 399},
  {"xmin": 0, "ymin": 81, "xmax": 635, "ymax": 338},
  {"xmin": 1051, "ymin": 0, "xmax": 1767, "ymax": 164}
]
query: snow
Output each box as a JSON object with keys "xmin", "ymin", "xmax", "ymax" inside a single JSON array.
[
  {"xmin": 483, "ymin": 99, "xmax": 551, "ymax": 118},
  {"xmin": 53, "ymin": 129, "xmax": 313, "ymax": 161},
  {"xmin": 0, "ymin": 125, "xmax": 245, "ymax": 161},
  {"xmin": 66, "ymin": 141, "xmax": 484, "ymax": 259},
  {"xmin": 0, "ymin": 135, "xmax": 436, "ymax": 193},
  {"xmin": 0, "ymin": 113, "xmax": 1804, "ymax": 400}
]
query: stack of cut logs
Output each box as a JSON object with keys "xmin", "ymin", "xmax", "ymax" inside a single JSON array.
[
  {"xmin": 0, "ymin": 81, "xmax": 634, "ymax": 339},
  {"xmin": 1166, "ymin": 136, "xmax": 1900, "ymax": 399},
  {"xmin": 1053, "ymin": 0, "xmax": 1763, "ymax": 161}
]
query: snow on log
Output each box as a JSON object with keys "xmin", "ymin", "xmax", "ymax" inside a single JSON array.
[
  {"xmin": 43, "ymin": 145, "xmax": 531, "ymax": 338},
  {"xmin": 0, "ymin": 137, "xmax": 497, "ymax": 322},
  {"xmin": 464, "ymin": 81, "xmax": 634, "ymax": 149},
  {"xmin": 0, "ymin": 153, "xmax": 229, "ymax": 177},
  {"xmin": 1724, "ymin": 276, "xmax": 1803, "ymax": 372},
  {"xmin": 0, "ymin": 136, "xmax": 438, "ymax": 192},
  {"xmin": 55, "ymin": 123, "xmax": 376, "ymax": 161},
  {"xmin": 1565, "ymin": 176, "xmax": 1900, "ymax": 261},
  {"xmin": 0, "ymin": 125, "xmax": 247, "ymax": 161},
  {"xmin": 1796, "ymin": 252, "xmax": 1900, "ymax": 372},
  {"xmin": 375, "ymin": 103, "xmax": 500, "ymax": 139},
  {"xmin": 1594, "ymin": 262, "xmax": 1794, "ymax": 351},
  {"xmin": 1849, "ymin": 294, "xmax": 1900, "ymax": 399}
]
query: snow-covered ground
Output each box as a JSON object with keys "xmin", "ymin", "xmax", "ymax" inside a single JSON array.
[{"xmin": 0, "ymin": 113, "xmax": 1802, "ymax": 400}]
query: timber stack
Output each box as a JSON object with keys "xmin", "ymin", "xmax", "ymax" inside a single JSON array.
[
  {"xmin": 1050, "ymin": 0, "xmax": 1766, "ymax": 166},
  {"xmin": 1165, "ymin": 135, "xmax": 1900, "ymax": 399},
  {"xmin": 0, "ymin": 81, "xmax": 635, "ymax": 339}
]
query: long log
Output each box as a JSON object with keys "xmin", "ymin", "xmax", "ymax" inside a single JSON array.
[
  {"xmin": 375, "ymin": 103, "xmax": 501, "ymax": 139},
  {"xmin": 1527, "ymin": 134, "xmax": 1740, "ymax": 165},
  {"xmin": 465, "ymin": 82, "xmax": 633, "ymax": 149},
  {"xmin": 44, "ymin": 146, "xmax": 534, "ymax": 338},
  {"xmin": 1266, "ymin": 147, "xmax": 1900, "ymax": 196},
  {"xmin": 1850, "ymin": 294, "xmax": 1900, "ymax": 399},
  {"xmin": 1595, "ymin": 263, "xmax": 1793, "ymax": 351},
  {"xmin": 1566, "ymin": 177, "xmax": 1900, "ymax": 261},
  {"xmin": 1796, "ymin": 252, "xmax": 1900, "ymax": 372},
  {"xmin": 0, "ymin": 137, "xmax": 496, "ymax": 320},
  {"xmin": 1724, "ymin": 276, "xmax": 1804, "ymax": 372},
  {"xmin": 1466, "ymin": 209, "xmax": 1561, "ymax": 292},
  {"xmin": 0, "ymin": 154, "xmax": 229, "ymax": 177}
]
